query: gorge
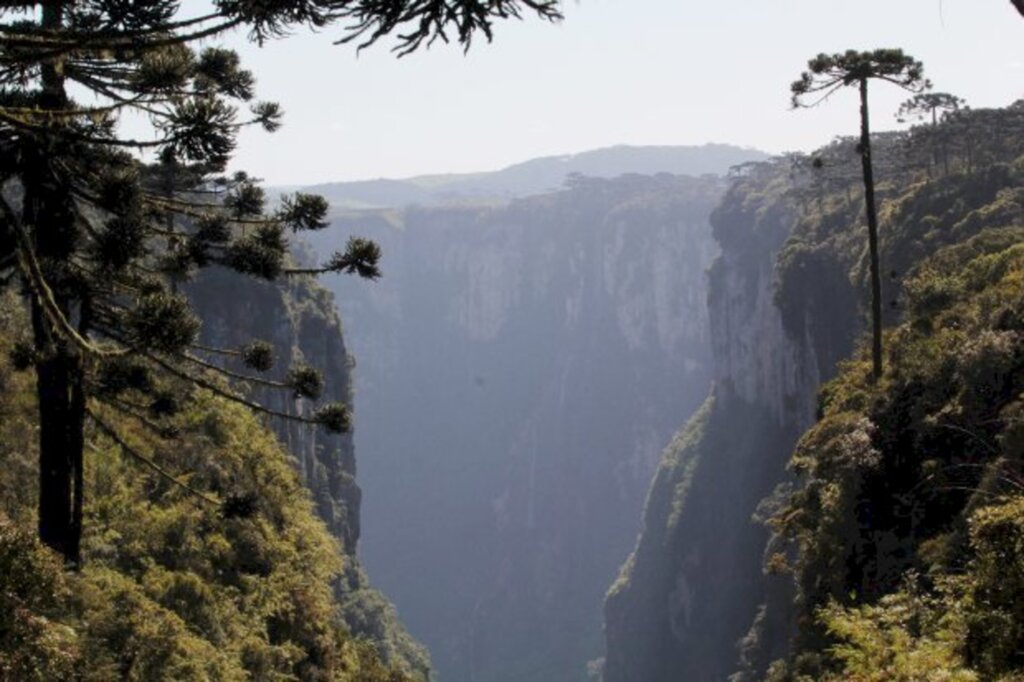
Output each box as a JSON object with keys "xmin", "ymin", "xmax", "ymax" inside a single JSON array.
[{"xmin": 305, "ymin": 148, "xmax": 755, "ymax": 680}]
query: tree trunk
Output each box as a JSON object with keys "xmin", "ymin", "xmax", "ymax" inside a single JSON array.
[
  {"xmin": 27, "ymin": 0, "xmax": 86, "ymax": 568},
  {"xmin": 32, "ymin": 307, "xmax": 85, "ymax": 567},
  {"xmin": 858, "ymin": 77, "xmax": 883, "ymax": 382}
]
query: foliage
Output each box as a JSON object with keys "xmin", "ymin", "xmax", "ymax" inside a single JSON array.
[
  {"xmin": 791, "ymin": 47, "xmax": 930, "ymax": 381},
  {"xmin": 897, "ymin": 93, "xmax": 966, "ymax": 126},
  {"xmin": 769, "ymin": 173, "xmax": 1024, "ymax": 680},
  {"xmin": 0, "ymin": 517, "xmax": 78, "ymax": 681},
  {"xmin": 791, "ymin": 49, "xmax": 928, "ymax": 108},
  {"xmin": 0, "ymin": 0, "xmax": 560, "ymax": 565},
  {"xmin": 794, "ymin": 493, "xmax": 1024, "ymax": 682},
  {"xmin": 0, "ymin": 295, "xmax": 422, "ymax": 681},
  {"xmin": 818, "ymin": 582, "xmax": 977, "ymax": 682}
]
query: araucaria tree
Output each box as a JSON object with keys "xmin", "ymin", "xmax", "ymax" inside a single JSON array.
[
  {"xmin": 897, "ymin": 92, "xmax": 964, "ymax": 127},
  {"xmin": 0, "ymin": 0, "xmax": 560, "ymax": 567},
  {"xmin": 897, "ymin": 92, "xmax": 965, "ymax": 176},
  {"xmin": 791, "ymin": 49, "xmax": 929, "ymax": 381}
]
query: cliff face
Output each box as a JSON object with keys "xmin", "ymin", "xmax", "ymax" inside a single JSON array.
[
  {"xmin": 602, "ymin": 163, "xmax": 857, "ymax": 682},
  {"xmin": 603, "ymin": 103, "xmax": 1024, "ymax": 682},
  {"xmin": 310, "ymin": 173, "xmax": 725, "ymax": 681},
  {"xmin": 186, "ymin": 269, "xmax": 431, "ymax": 678},
  {"xmin": 191, "ymin": 271, "xmax": 358, "ymax": 544}
]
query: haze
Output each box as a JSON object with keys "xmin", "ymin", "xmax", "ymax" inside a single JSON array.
[{"xmin": 221, "ymin": 0, "xmax": 1024, "ymax": 185}]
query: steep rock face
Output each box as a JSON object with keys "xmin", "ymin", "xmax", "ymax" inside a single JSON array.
[
  {"xmin": 311, "ymin": 174, "xmax": 725, "ymax": 681},
  {"xmin": 602, "ymin": 103, "xmax": 1024, "ymax": 680},
  {"xmin": 187, "ymin": 270, "xmax": 431, "ymax": 678},
  {"xmin": 602, "ymin": 165, "xmax": 857, "ymax": 682},
  {"xmin": 192, "ymin": 271, "xmax": 358, "ymax": 544}
]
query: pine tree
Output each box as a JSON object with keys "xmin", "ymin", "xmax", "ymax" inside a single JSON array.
[
  {"xmin": 0, "ymin": 0, "xmax": 561, "ymax": 567},
  {"xmin": 897, "ymin": 92, "xmax": 965, "ymax": 176},
  {"xmin": 791, "ymin": 49, "xmax": 929, "ymax": 382}
]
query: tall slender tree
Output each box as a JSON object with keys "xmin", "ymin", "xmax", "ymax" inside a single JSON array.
[
  {"xmin": 897, "ymin": 92, "xmax": 965, "ymax": 175},
  {"xmin": 0, "ymin": 0, "xmax": 561, "ymax": 567},
  {"xmin": 897, "ymin": 92, "xmax": 965, "ymax": 127},
  {"xmin": 791, "ymin": 49, "xmax": 929, "ymax": 381}
]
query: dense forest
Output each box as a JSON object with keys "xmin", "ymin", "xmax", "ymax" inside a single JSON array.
[
  {"xmin": 604, "ymin": 101, "xmax": 1024, "ymax": 681},
  {"xmin": 2, "ymin": 2, "xmax": 1023, "ymax": 682},
  {"xmin": 0, "ymin": 282, "xmax": 425, "ymax": 680}
]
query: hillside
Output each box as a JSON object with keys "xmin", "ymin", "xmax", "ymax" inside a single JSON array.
[
  {"xmin": 0, "ymin": 289, "xmax": 419, "ymax": 681},
  {"xmin": 186, "ymin": 268, "xmax": 431, "ymax": 678},
  {"xmin": 298, "ymin": 144, "xmax": 766, "ymax": 209},
  {"xmin": 604, "ymin": 101, "xmax": 1024, "ymax": 681}
]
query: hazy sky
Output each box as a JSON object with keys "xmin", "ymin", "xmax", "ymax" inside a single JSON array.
[{"xmin": 216, "ymin": 0, "xmax": 1022, "ymax": 185}]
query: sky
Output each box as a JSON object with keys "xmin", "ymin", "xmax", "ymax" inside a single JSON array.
[{"xmin": 213, "ymin": 0, "xmax": 1024, "ymax": 185}]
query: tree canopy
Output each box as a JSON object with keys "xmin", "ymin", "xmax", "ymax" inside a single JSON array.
[
  {"xmin": 791, "ymin": 48, "xmax": 929, "ymax": 381},
  {"xmin": 0, "ymin": 0, "xmax": 561, "ymax": 566},
  {"xmin": 791, "ymin": 49, "xmax": 928, "ymax": 108},
  {"xmin": 896, "ymin": 92, "xmax": 965, "ymax": 125}
]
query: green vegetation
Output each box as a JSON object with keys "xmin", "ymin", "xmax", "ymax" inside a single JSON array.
[
  {"xmin": 766, "ymin": 113, "xmax": 1024, "ymax": 679},
  {"xmin": 184, "ymin": 266, "xmax": 432, "ymax": 678},
  {"xmin": 0, "ymin": 292, "xmax": 421, "ymax": 681},
  {"xmin": 0, "ymin": 0, "xmax": 560, "ymax": 567},
  {"xmin": 775, "ymin": 103, "xmax": 1024, "ymax": 361},
  {"xmin": 603, "ymin": 101, "xmax": 1024, "ymax": 682},
  {"xmin": 791, "ymin": 49, "xmax": 930, "ymax": 380}
]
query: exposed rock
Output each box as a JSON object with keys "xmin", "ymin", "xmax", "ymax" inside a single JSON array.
[
  {"xmin": 602, "ymin": 164, "xmax": 854, "ymax": 682},
  {"xmin": 187, "ymin": 268, "xmax": 432, "ymax": 679},
  {"xmin": 310, "ymin": 173, "xmax": 725, "ymax": 681}
]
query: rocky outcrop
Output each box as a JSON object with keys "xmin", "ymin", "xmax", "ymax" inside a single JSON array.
[
  {"xmin": 602, "ymin": 161, "xmax": 856, "ymax": 682},
  {"xmin": 187, "ymin": 269, "xmax": 432, "ymax": 679},
  {"xmin": 191, "ymin": 271, "xmax": 359, "ymax": 543},
  {"xmin": 310, "ymin": 173, "xmax": 726, "ymax": 681}
]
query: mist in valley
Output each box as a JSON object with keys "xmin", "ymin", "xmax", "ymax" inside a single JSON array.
[{"xmin": 1, "ymin": 2, "xmax": 1022, "ymax": 682}]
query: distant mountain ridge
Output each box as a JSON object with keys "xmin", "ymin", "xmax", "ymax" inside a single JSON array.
[{"xmin": 295, "ymin": 144, "xmax": 767, "ymax": 208}]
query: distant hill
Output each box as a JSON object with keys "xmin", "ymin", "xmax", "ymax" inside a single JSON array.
[{"xmin": 296, "ymin": 143, "xmax": 767, "ymax": 208}]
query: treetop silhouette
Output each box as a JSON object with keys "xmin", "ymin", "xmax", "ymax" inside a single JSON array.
[
  {"xmin": 0, "ymin": 0, "xmax": 561, "ymax": 566},
  {"xmin": 791, "ymin": 49, "xmax": 930, "ymax": 382}
]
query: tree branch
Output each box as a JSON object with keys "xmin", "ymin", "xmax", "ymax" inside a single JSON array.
[
  {"xmin": 0, "ymin": 196, "xmax": 126, "ymax": 359},
  {"xmin": 87, "ymin": 408, "xmax": 219, "ymax": 506}
]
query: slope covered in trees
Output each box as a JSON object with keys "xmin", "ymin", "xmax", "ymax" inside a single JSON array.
[
  {"xmin": 604, "ymin": 101, "xmax": 1024, "ymax": 681},
  {"xmin": 0, "ymin": 289, "xmax": 420, "ymax": 681},
  {"xmin": 186, "ymin": 266, "xmax": 431, "ymax": 678},
  {"xmin": 771, "ymin": 210, "xmax": 1024, "ymax": 682},
  {"xmin": 762, "ymin": 105, "xmax": 1024, "ymax": 681}
]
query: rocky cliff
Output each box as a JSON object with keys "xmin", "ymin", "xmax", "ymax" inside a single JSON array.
[
  {"xmin": 308, "ymin": 172, "xmax": 728, "ymax": 681},
  {"xmin": 602, "ymin": 159, "xmax": 853, "ymax": 682},
  {"xmin": 187, "ymin": 268, "xmax": 432, "ymax": 678},
  {"xmin": 603, "ymin": 102, "xmax": 1024, "ymax": 681}
]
